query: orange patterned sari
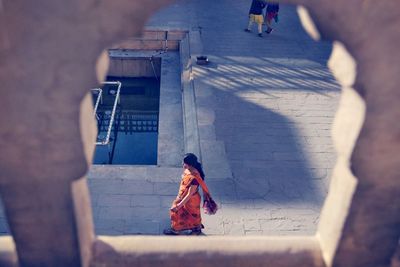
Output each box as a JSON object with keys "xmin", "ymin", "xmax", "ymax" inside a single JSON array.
[{"xmin": 170, "ymin": 169, "xmax": 202, "ymax": 231}]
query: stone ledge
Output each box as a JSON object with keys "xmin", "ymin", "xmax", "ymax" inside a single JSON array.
[
  {"xmin": 88, "ymin": 165, "xmax": 181, "ymax": 182},
  {"xmin": 91, "ymin": 235, "xmax": 325, "ymax": 267},
  {"xmin": 180, "ymin": 32, "xmax": 201, "ymax": 159},
  {"xmin": 0, "ymin": 236, "xmax": 18, "ymax": 267}
]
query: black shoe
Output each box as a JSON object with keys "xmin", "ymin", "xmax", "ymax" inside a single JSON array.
[
  {"xmin": 258, "ymin": 33, "xmax": 263, "ymax": 37},
  {"xmin": 244, "ymin": 29, "xmax": 251, "ymax": 32},
  {"xmin": 188, "ymin": 226, "xmax": 203, "ymax": 235},
  {"xmin": 266, "ymin": 28, "xmax": 273, "ymax": 34},
  {"xmin": 164, "ymin": 228, "xmax": 194, "ymax": 236},
  {"xmin": 163, "ymin": 228, "xmax": 178, "ymax": 235},
  {"xmin": 179, "ymin": 229, "xmax": 194, "ymax": 235},
  {"xmin": 191, "ymin": 229, "xmax": 202, "ymax": 235}
]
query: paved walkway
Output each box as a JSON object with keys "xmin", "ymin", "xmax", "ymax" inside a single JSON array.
[
  {"xmin": 0, "ymin": 0, "xmax": 341, "ymax": 236},
  {"xmin": 148, "ymin": 0, "xmax": 340, "ymax": 235}
]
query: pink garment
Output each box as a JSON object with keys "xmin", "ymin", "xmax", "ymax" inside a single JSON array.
[{"xmin": 266, "ymin": 11, "xmax": 278, "ymax": 21}]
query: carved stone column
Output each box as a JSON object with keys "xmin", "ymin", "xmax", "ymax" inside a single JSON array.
[
  {"xmin": 0, "ymin": 0, "xmax": 172, "ymax": 266},
  {"xmin": 293, "ymin": 1, "xmax": 400, "ymax": 266}
]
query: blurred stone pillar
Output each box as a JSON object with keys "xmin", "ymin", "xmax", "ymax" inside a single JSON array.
[
  {"xmin": 0, "ymin": 0, "xmax": 172, "ymax": 266},
  {"xmin": 292, "ymin": 1, "xmax": 400, "ymax": 266}
]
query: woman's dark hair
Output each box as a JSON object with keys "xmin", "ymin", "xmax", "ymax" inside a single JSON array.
[{"xmin": 183, "ymin": 153, "xmax": 205, "ymax": 180}]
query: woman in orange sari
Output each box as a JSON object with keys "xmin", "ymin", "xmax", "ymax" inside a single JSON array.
[{"xmin": 163, "ymin": 153, "xmax": 207, "ymax": 235}]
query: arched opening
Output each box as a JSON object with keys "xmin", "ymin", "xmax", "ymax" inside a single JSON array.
[
  {"xmin": 88, "ymin": 1, "xmax": 341, "ymax": 237},
  {"xmin": 1, "ymin": 0, "xmax": 399, "ymax": 267}
]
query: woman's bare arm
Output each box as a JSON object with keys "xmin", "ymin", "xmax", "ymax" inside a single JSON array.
[{"xmin": 171, "ymin": 185, "xmax": 198, "ymax": 211}]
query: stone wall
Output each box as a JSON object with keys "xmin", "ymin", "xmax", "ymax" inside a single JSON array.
[{"xmin": 108, "ymin": 57, "xmax": 161, "ymax": 78}]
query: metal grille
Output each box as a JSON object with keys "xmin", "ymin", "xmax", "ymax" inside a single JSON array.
[{"xmin": 97, "ymin": 112, "xmax": 158, "ymax": 134}]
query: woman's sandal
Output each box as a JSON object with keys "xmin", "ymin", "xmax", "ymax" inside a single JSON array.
[
  {"xmin": 163, "ymin": 228, "xmax": 179, "ymax": 235},
  {"xmin": 191, "ymin": 228, "xmax": 202, "ymax": 235},
  {"xmin": 163, "ymin": 227, "xmax": 202, "ymax": 235},
  {"xmin": 265, "ymin": 28, "xmax": 273, "ymax": 34}
]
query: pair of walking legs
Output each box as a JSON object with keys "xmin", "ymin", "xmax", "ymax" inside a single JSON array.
[
  {"xmin": 246, "ymin": 14, "xmax": 275, "ymax": 36},
  {"xmin": 265, "ymin": 18, "xmax": 273, "ymax": 33},
  {"xmin": 246, "ymin": 14, "xmax": 263, "ymax": 37},
  {"xmin": 247, "ymin": 20, "xmax": 263, "ymax": 35}
]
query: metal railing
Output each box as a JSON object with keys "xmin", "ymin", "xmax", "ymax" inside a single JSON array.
[
  {"xmin": 94, "ymin": 81, "xmax": 122, "ymax": 146},
  {"xmin": 91, "ymin": 88, "xmax": 103, "ymax": 121}
]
